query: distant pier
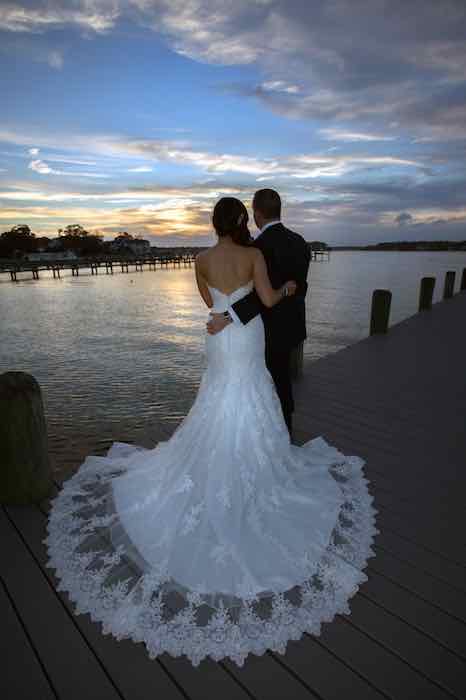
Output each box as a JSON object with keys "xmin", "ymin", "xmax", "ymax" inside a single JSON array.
[
  {"xmin": 310, "ymin": 248, "xmax": 330, "ymax": 261},
  {"xmin": 1, "ymin": 248, "xmax": 329, "ymax": 283},
  {"xmin": 0, "ymin": 253, "xmax": 197, "ymax": 283}
]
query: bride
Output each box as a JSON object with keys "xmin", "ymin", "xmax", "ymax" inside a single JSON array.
[{"xmin": 43, "ymin": 197, "xmax": 378, "ymax": 667}]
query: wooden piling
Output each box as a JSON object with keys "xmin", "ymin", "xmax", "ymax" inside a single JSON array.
[
  {"xmin": 370, "ymin": 289, "xmax": 392, "ymax": 334},
  {"xmin": 0, "ymin": 371, "xmax": 53, "ymax": 504},
  {"xmin": 443, "ymin": 270, "xmax": 455, "ymax": 299},
  {"xmin": 419, "ymin": 276, "xmax": 435, "ymax": 310}
]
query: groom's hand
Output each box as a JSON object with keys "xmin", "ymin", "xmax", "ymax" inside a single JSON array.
[{"xmin": 206, "ymin": 312, "xmax": 231, "ymax": 335}]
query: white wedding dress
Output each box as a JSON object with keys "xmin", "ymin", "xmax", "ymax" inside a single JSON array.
[{"xmin": 43, "ymin": 281, "xmax": 378, "ymax": 667}]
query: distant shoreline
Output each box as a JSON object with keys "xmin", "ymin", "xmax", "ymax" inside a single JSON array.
[
  {"xmin": 327, "ymin": 245, "xmax": 466, "ymax": 251},
  {"xmin": 167, "ymin": 241, "xmax": 466, "ymax": 253},
  {"xmin": 2, "ymin": 241, "xmax": 466, "ymax": 265},
  {"xmin": 154, "ymin": 241, "xmax": 466, "ymax": 253},
  {"xmin": 309, "ymin": 240, "xmax": 466, "ymax": 252}
]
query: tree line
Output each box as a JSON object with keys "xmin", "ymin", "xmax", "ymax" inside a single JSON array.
[{"xmin": 0, "ymin": 225, "xmax": 147, "ymax": 259}]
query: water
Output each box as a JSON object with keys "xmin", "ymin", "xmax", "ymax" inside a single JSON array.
[{"xmin": 1, "ymin": 251, "xmax": 465, "ymax": 477}]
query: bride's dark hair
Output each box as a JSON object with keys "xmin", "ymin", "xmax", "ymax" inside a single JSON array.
[{"xmin": 212, "ymin": 197, "xmax": 252, "ymax": 246}]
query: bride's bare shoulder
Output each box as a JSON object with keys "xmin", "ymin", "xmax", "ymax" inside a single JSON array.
[
  {"xmin": 195, "ymin": 247, "xmax": 214, "ymax": 269},
  {"xmin": 244, "ymin": 246, "xmax": 263, "ymax": 262},
  {"xmin": 195, "ymin": 246, "xmax": 213, "ymax": 259}
]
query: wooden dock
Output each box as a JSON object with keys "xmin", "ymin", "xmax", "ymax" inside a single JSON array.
[
  {"xmin": 0, "ymin": 253, "xmax": 197, "ymax": 282},
  {"xmin": 310, "ymin": 249, "xmax": 330, "ymax": 262},
  {"xmin": 2, "ymin": 291, "xmax": 466, "ymax": 699},
  {"xmin": 0, "ymin": 248, "xmax": 329, "ymax": 283}
]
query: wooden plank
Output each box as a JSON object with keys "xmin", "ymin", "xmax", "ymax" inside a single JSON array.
[
  {"xmin": 368, "ymin": 509, "xmax": 466, "ymax": 568},
  {"xmin": 319, "ymin": 615, "xmax": 454, "ymax": 700},
  {"xmin": 292, "ymin": 292, "xmax": 466, "ymax": 700},
  {"xmin": 0, "ymin": 506, "xmax": 121, "ymax": 700},
  {"xmin": 269, "ymin": 636, "xmax": 388, "ymax": 700},
  {"xmin": 222, "ymin": 652, "xmax": 320, "ymax": 700},
  {"xmin": 0, "ymin": 582, "xmax": 56, "ymax": 700},
  {"xmin": 12, "ymin": 499, "xmax": 252, "ymax": 700},
  {"xmin": 295, "ymin": 381, "xmax": 435, "ymax": 428},
  {"xmin": 361, "ymin": 567, "xmax": 466, "ymax": 660},
  {"xmin": 370, "ymin": 490, "xmax": 464, "ymax": 527},
  {"xmin": 294, "ymin": 417, "xmax": 461, "ymax": 491},
  {"xmin": 367, "ymin": 549, "xmax": 466, "ymax": 623},
  {"xmin": 293, "ymin": 421, "xmax": 466, "ymax": 564},
  {"xmin": 347, "ymin": 593, "xmax": 466, "ymax": 698},
  {"xmin": 373, "ymin": 531, "xmax": 466, "ymax": 595}
]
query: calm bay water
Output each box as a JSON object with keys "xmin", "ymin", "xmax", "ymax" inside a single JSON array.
[{"xmin": 1, "ymin": 251, "xmax": 465, "ymax": 477}]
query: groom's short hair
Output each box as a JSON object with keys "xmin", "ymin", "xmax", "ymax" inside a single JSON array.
[{"xmin": 253, "ymin": 189, "xmax": 281, "ymax": 220}]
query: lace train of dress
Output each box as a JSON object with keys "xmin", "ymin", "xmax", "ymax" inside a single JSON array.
[{"xmin": 43, "ymin": 282, "xmax": 378, "ymax": 667}]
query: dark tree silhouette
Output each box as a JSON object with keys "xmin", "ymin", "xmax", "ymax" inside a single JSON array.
[{"xmin": 0, "ymin": 225, "xmax": 36, "ymax": 258}]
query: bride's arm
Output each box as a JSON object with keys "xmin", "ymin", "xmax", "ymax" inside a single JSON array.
[
  {"xmin": 252, "ymin": 249, "xmax": 296, "ymax": 307},
  {"xmin": 195, "ymin": 254, "xmax": 213, "ymax": 308}
]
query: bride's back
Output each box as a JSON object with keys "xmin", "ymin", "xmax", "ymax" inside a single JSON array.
[{"xmin": 200, "ymin": 241, "xmax": 254, "ymax": 295}]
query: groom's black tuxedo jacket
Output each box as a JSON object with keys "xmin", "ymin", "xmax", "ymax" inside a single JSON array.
[{"xmin": 231, "ymin": 222, "xmax": 311, "ymax": 351}]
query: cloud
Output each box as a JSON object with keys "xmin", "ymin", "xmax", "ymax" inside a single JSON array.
[
  {"xmin": 318, "ymin": 128, "xmax": 397, "ymax": 142},
  {"xmin": 132, "ymin": 0, "xmax": 466, "ymax": 141},
  {"xmin": 0, "ymin": 182, "xmax": 254, "ymax": 204},
  {"xmin": 261, "ymin": 80, "xmax": 301, "ymax": 94},
  {"xmin": 28, "ymin": 157, "xmax": 111, "ymax": 178},
  {"xmin": 91, "ymin": 134, "xmax": 425, "ymax": 179},
  {"xmin": 28, "ymin": 158, "xmax": 56, "ymax": 174},
  {"xmin": 3, "ymin": 2, "xmax": 466, "ymax": 141},
  {"xmin": 2, "ymin": 125, "xmax": 425, "ymax": 180},
  {"xmin": 0, "ymin": 1, "xmax": 120, "ymax": 34},
  {"xmin": 128, "ymin": 0, "xmax": 271, "ymax": 65},
  {"xmin": 47, "ymin": 49, "xmax": 63, "ymax": 69},
  {"xmin": 0, "ymin": 199, "xmax": 212, "ymax": 240},
  {"xmin": 385, "ymin": 207, "xmax": 466, "ymax": 227},
  {"xmin": 127, "ymin": 166, "xmax": 154, "ymax": 172},
  {"xmin": 44, "ymin": 156, "xmax": 99, "ymax": 165},
  {"xmin": 2, "ymin": 171, "xmax": 465, "ymax": 244},
  {"xmin": 395, "ymin": 212, "xmax": 413, "ymax": 226},
  {"xmin": 0, "ymin": 32, "xmax": 66, "ymax": 68}
]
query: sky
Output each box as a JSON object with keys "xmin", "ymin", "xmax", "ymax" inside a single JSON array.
[{"xmin": 1, "ymin": 0, "xmax": 466, "ymax": 246}]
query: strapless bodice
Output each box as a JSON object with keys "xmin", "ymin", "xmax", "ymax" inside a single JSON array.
[{"xmin": 208, "ymin": 280, "xmax": 254, "ymax": 312}]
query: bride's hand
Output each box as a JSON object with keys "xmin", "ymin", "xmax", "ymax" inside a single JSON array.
[{"xmin": 282, "ymin": 280, "xmax": 297, "ymax": 297}]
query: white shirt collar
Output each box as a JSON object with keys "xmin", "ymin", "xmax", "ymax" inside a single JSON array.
[{"xmin": 260, "ymin": 220, "xmax": 281, "ymax": 234}]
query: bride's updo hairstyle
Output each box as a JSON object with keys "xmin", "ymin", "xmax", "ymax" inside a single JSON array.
[{"xmin": 213, "ymin": 197, "xmax": 252, "ymax": 246}]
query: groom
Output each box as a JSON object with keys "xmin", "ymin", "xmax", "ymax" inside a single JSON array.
[{"xmin": 207, "ymin": 188, "xmax": 311, "ymax": 437}]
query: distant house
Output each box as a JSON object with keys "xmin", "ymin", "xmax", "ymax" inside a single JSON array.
[
  {"xmin": 109, "ymin": 238, "xmax": 150, "ymax": 255},
  {"xmin": 308, "ymin": 241, "xmax": 329, "ymax": 251},
  {"xmin": 26, "ymin": 250, "xmax": 79, "ymax": 262},
  {"xmin": 47, "ymin": 238, "xmax": 64, "ymax": 250},
  {"xmin": 128, "ymin": 239, "xmax": 150, "ymax": 254}
]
